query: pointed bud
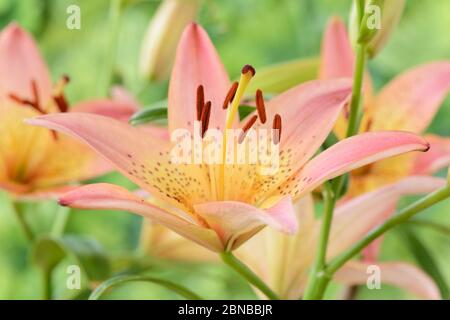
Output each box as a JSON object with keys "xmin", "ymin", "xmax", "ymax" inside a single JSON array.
[
  {"xmin": 447, "ymin": 167, "xmax": 450, "ymax": 187},
  {"xmin": 349, "ymin": 0, "xmax": 405, "ymax": 58},
  {"xmin": 139, "ymin": 0, "xmax": 201, "ymax": 81}
]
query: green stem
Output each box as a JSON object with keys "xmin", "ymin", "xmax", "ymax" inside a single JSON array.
[
  {"xmin": 302, "ymin": 1, "xmax": 368, "ymax": 300},
  {"xmin": 303, "ymin": 183, "xmax": 336, "ymax": 299},
  {"xmin": 51, "ymin": 206, "xmax": 71, "ymax": 238},
  {"xmin": 42, "ymin": 268, "xmax": 52, "ymax": 300},
  {"xmin": 11, "ymin": 201, "xmax": 34, "ymax": 243},
  {"xmin": 89, "ymin": 274, "xmax": 202, "ymax": 300},
  {"xmin": 99, "ymin": 0, "xmax": 122, "ymax": 96},
  {"xmin": 326, "ymin": 186, "xmax": 450, "ymax": 275},
  {"xmin": 345, "ymin": 43, "xmax": 366, "ymax": 137},
  {"xmin": 220, "ymin": 251, "xmax": 279, "ymax": 300}
]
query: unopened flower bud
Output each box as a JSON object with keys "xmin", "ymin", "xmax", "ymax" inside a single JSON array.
[
  {"xmin": 139, "ymin": 0, "xmax": 201, "ymax": 81},
  {"xmin": 349, "ymin": 0, "xmax": 405, "ymax": 58}
]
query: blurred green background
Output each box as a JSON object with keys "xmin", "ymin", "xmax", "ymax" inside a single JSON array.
[{"xmin": 0, "ymin": 0, "xmax": 449, "ymax": 299}]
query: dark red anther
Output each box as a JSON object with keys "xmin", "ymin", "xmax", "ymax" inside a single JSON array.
[
  {"xmin": 272, "ymin": 114, "xmax": 282, "ymax": 145},
  {"xmin": 201, "ymin": 101, "xmax": 212, "ymax": 138},
  {"xmin": 53, "ymin": 95, "xmax": 69, "ymax": 113},
  {"xmin": 31, "ymin": 80, "xmax": 40, "ymax": 111},
  {"xmin": 238, "ymin": 114, "xmax": 258, "ymax": 144},
  {"xmin": 223, "ymin": 81, "xmax": 238, "ymax": 110},
  {"xmin": 255, "ymin": 89, "xmax": 267, "ymax": 124},
  {"xmin": 196, "ymin": 85, "xmax": 204, "ymax": 121}
]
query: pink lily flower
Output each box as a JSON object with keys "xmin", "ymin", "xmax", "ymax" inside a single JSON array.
[
  {"xmin": 0, "ymin": 23, "xmax": 138, "ymax": 199},
  {"xmin": 28, "ymin": 23, "xmax": 430, "ymax": 252},
  {"xmin": 320, "ymin": 17, "xmax": 450, "ymax": 259},
  {"xmin": 236, "ymin": 176, "xmax": 445, "ymax": 300},
  {"xmin": 320, "ymin": 17, "xmax": 450, "ymax": 197}
]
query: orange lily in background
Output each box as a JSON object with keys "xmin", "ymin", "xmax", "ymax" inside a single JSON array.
[
  {"xmin": 236, "ymin": 176, "xmax": 445, "ymax": 300},
  {"xmin": 28, "ymin": 23, "xmax": 430, "ymax": 252},
  {"xmin": 320, "ymin": 17, "xmax": 450, "ymax": 258},
  {"xmin": 0, "ymin": 23, "xmax": 138, "ymax": 199}
]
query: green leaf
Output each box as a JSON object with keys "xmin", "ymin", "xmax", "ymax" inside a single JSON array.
[
  {"xmin": 246, "ymin": 57, "xmax": 319, "ymax": 94},
  {"xmin": 89, "ymin": 274, "xmax": 203, "ymax": 300},
  {"xmin": 60, "ymin": 236, "xmax": 111, "ymax": 281},
  {"xmin": 32, "ymin": 235, "xmax": 111, "ymax": 281},
  {"xmin": 238, "ymin": 105, "xmax": 256, "ymax": 120},
  {"xmin": 398, "ymin": 227, "xmax": 449, "ymax": 299},
  {"xmin": 129, "ymin": 107, "xmax": 168, "ymax": 125}
]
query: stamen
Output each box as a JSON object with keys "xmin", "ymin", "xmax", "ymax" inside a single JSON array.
[
  {"xmin": 54, "ymin": 75, "xmax": 70, "ymax": 95},
  {"xmin": 222, "ymin": 81, "xmax": 238, "ymax": 110},
  {"xmin": 8, "ymin": 94, "xmax": 35, "ymax": 108},
  {"xmin": 8, "ymin": 80, "xmax": 42, "ymax": 113},
  {"xmin": 201, "ymin": 101, "xmax": 211, "ymax": 137},
  {"xmin": 272, "ymin": 114, "xmax": 282, "ymax": 145},
  {"xmin": 196, "ymin": 85, "xmax": 204, "ymax": 120},
  {"xmin": 238, "ymin": 115, "xmax": 258, "ymax": 144},
  {"xmin": 53, "ymin": 95, "xmax": 69, "ymax": 113},
  {"xmin": 53, "ymin": 75, "xmax": 71, "ymax": 113},
  {"xmin": 225, "ymin": 64, "xmax": 256, "ymax": 129},
  {"xmin": 220, "ymin": 64, "xmax": 256, "ymax": 200},
  {"xmin": 255, "ymin": 89, "xmax": 267, "ymax": 124}
]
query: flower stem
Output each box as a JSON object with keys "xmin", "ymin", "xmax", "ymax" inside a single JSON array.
[
  {"xmin": 303, "ymin": 183, "xmax": 336, "ymax": 300},
  {"xmin": 326, "ymin": 186, "xmax": 450, "ymax": 276},
  {"xmin": 42, "ymin": 268, "xmax": 52, "ymax": 300},
  {"xmin": 99, "ymin": 0, "xmax": 122, "ymax": 96},
  {"xmin": 51, "ymin": 206, "xmax": 71, "ymax": 238},
  {"xmin": 220, "ymin": 251, "xmax": 279, "ymax": 300},
  {"xmin": 11, "ymin": 201, "xmax": 34, "ymax": 243},
  {"xmin": 303, "ymin": 1, "xmax": 368, "ymax": 300},
  {"xmin": 345, "ymin": 42, "xmax": 366, "ymax": 137}
]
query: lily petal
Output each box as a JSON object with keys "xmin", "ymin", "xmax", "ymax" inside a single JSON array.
[
  {"xmin": 26, "ymin": 112, "xmax": 212, "ymax": 212},
  {"xmin": 335, "ymin": 261, "xmax": 440, "ymax": 300},
  {"xmin": 280, "ymin": 131, "xmax": 430, "ymax": 199},
  {"xmin": 168, "ymin": 23, "xmax": 230, "ymax": 133},
  {"xmin": 194, "ymin": 196, "xmax": 297, "ymax": 251},
  {"xmin": 108, "ymin": 86, "xmax": 170, "ymax": 140},
  {"xmin": 252, "ymin": 79, "xmax": 352, "ymax": 200},
  {"xmin": 236, "ymin": 194, "xmax": 317, "ymax": 299},
  {"xmin": 328, "ymin": 176, "xmax": 445, "ymax": 257},
  {"xmin": 319, "ymin": 17, "xmax": 354, "ymax": 80},
  {"xmin": 318, "ymin": 17, "xmax": 374, "ymax": 138},
  {"xmin": 413, "ymin": 134, "xmax": 450, "ymax": 174},
  {"xmin": 59, "ymin": 183, "xmax": 222, "ymax": 252},
  {"xmin": 371, "ymin": 62, "xmax": 450, "ymax": 133},
  {"xmin": 0, "ymin": 23, "xmax": 52, "ymax": 103},
  {"xmin": 72, "ymin": 99, "xmax": 138, "ymax": 122},
  {"xmin": 111, "ymin": 86, "xmax": 140, "ymax": 108}
]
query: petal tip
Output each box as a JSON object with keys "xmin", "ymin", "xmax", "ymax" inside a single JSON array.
[{"xmin": 58, "ymin": 198, "xmax": 69, "ymax": 207}]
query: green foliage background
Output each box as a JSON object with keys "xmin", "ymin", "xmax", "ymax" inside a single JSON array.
[{"xmin": 0, "ymin": 0, "xmax": 449, "ymax": 299}]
